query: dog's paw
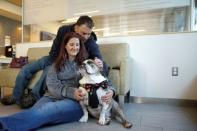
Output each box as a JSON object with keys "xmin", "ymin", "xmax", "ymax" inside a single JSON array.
[
  {"xmin": 79, "ymin": 115, "xmax": 88, "ymax": 122},
  {"xmin": 98, "ymin": 116, "xmax": 106, "ymax": 125},
  {"xmin": 122, "ymin": 121, "xmax": 133, "ymax": 128}
]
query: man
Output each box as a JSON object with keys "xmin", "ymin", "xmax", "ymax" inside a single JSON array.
[{"xmin": 1, "ymin": 16, "xmax": 114, "ymax": 108}]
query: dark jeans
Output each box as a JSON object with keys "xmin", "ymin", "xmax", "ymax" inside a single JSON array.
[{"xmin": 0, "ymin": 96, "xmax": 83, "ymax": 131}]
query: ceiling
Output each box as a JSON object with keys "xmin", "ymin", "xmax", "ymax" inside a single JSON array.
[
  {"xmin": 0, "ymin": 0, "xmax": 22, "ymax": 21},
  {"xmin": 7, "ymin": 0, "xmax": 22, "ymax": 7}
]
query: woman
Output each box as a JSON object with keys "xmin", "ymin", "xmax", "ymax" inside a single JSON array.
[{"xmin": 0, "ymin": 32, "xmax": 88, "ymax": 131}]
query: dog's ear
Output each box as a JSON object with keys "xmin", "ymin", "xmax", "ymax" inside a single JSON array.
[{"xmin": 87, "ymin": 59, "xmax": 95, "ymax": 64}]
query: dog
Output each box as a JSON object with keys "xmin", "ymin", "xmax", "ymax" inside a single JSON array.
[{"xmin": 78, "ymin": 59, "xmax": 132, "ymax": 128}]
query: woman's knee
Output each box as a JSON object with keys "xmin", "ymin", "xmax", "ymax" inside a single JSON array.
[
  {"xmin": 17, "ymin": 66, "xmax": 32, "ymax": 80},
  {"xmin": 49, "ymin": 100, "xmax": 83, "ymax": 118},
  {"xmin": 63, "ymin": 100, "xmax": 83, "ymax": 119}
]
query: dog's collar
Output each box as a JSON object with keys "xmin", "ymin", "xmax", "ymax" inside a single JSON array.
[
  {"xmin": 80, "ymin": 80, "xmax": 109, "ymax": 108},
  {"xmin": 80, "ymin": 80, "xmax": 108, "ymax": 91}
]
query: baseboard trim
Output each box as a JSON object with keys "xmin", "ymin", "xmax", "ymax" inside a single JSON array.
[{"xmin": 129, "ymin": 96, "xmax": 197, "ymax": 106}]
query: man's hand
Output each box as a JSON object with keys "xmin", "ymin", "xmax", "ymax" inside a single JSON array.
[
  {"xmin": 74, "ymin": 88, "xmax": 85, "ymax": 101},
  {"xmin": 101, "ymin": 89, "xmax": 114, "ymax": 103},
  {"xmin": 94, "ymin": 57, "xmax": 103, "ymax": 69}
]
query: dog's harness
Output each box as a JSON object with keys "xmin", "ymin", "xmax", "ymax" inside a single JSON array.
[{"xmin": 81, "ymin": 80, "xmax": 108, "ymax": 108}]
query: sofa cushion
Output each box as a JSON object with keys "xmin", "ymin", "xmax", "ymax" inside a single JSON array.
[
  {"xmin": 27, "ymin": 47, "xmax": 50, "ymax": 62},
  {"xmin": 99, "ymin": 43, "xmax": 129, "ymax": 68}
]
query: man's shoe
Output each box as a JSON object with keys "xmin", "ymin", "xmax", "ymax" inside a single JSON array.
[
  {"xmin": 1, "ymin": 96, "xmax": 16, "ymax": 105},
  {"xmin": 19, "ymin": 93, "xmax": 36, "ymax": 109}
]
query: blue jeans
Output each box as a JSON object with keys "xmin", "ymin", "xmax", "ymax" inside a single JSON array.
[
  {"xmin": 13, "ymin": 56, "xmax": 53, "ymax": 102},
  {"xmin": 0, "ymin": 96, "xmax": 83, "ymax": 131}
]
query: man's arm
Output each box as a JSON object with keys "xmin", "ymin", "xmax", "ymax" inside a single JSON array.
[
  {"xmin": 85, "ymin": 38, "xmax": 104, "ymax": 68},
  {"xmin": 85, "ymin": 38, "xmax": 102, "ymax": 60}
]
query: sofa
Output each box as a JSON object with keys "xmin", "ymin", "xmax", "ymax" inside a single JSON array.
[{"xmin": 0, "ymin": 43, "xmax": 131, "ymax": 106}]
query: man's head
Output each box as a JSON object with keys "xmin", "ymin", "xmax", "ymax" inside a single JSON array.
[{"xmin": 74, "ymin": 16, "xmax": 94, "ymax": 41}]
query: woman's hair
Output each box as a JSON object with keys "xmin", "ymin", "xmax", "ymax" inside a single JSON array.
[{"xmin": 55, "ymin": 32, "xmax": 88, "ymax": 71}]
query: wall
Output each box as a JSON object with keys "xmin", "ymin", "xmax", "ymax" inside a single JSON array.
[
  {"xmin": 29, "ymin": 22, "xmax": 61, "ymax": 42},
  {"xmin": 98, "ymin": 32, "xmax": 197, "ymax": 100},
  {"xmin": 0, "ymin": 15, "xmax": 21, "ymax": 46}
]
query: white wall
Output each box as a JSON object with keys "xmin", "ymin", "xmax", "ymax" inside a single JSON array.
[
  {"xmin": 29, "ymin": 22, "xmax": 62, "ymax": 42},
  {"xmin": 98, "ymin": 32, "xmax": 197, "ymax": 100}
]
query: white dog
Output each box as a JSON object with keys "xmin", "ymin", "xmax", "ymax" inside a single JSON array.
[{"xmin": 78, "ymin": 59, "xmax": 132, "ymax": 128}]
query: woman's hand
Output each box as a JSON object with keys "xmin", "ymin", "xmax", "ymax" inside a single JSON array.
[
  {"xmin": 74, "ymin": 88, "xmax": 84, "ymax": 101},
  {"xmin": 101, "ymin": 89, "xmax": 114, "ymax": 103},
  {"xmin": 94, "ymin": 57, "xmax": 103, "ymax": 69}
]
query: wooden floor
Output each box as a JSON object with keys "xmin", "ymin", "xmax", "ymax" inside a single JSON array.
[{"xmin": 0, "ymin": 103, "xmax": 197, "ymax": 131}]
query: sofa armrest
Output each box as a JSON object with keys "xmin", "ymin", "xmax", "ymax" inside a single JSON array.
[
  {"xmin": 0, "ymin": 68, "xmax": 20, "ymax": 87},
  {"xmin": 119, "ymin": 57, "xmax": 132, "ymax": 95}
]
